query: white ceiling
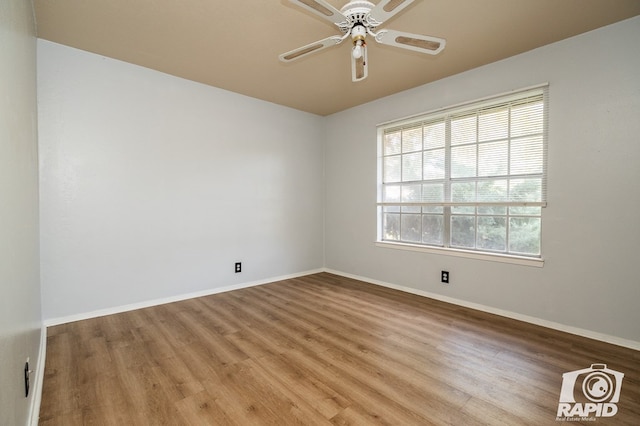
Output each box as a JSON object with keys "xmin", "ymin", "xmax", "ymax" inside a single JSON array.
[{"xmin": 34, "ymin": 0, "xmax": 640, "ymax": 116}]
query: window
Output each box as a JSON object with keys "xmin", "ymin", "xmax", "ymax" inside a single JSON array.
[{"xmin": 377, "ymin": 86, "xmax": 548, "ymax": 259}]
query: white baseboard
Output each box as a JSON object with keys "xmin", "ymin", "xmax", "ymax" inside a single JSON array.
[
  {"xmin": 28, "ymin": 325, "xmax": 47, "ymax": 426},
  {"xmin": 324, "ymin": 268, "xmax": 640, "ymax": 351},
  {"xmin": 44, "ymin": 269, "xmax": 324, "ymax": 327},
  {"xmin": 42, "ymin": 266, "xmax": 640, "ymax": 350}
]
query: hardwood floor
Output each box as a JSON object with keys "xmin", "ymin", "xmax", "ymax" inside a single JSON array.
[{"xmin": 39, "ymin": 273, "xmax": 640, "ymax": 425}]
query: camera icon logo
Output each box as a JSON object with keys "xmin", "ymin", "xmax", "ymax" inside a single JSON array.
[{"xmin": 557, "ymin": 364, "xmax": 624, "ymax": 419}]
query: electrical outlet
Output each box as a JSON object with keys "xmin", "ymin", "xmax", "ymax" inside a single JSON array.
[
  {"xmin": 441, "ymin": 270, "xmax": 450, "ymax": 284},
  {"xmin": 235, "ymin": 262, "xmax": 241, "ymax": 273},
  {"xmin": 24, "ymin": 359, "xmax": 30, "ymax": 397}
]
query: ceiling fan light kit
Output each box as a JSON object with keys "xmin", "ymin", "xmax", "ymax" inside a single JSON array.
[{"xmin": 279, "ymin": 0, "xmax": 446, "ymax": 82}]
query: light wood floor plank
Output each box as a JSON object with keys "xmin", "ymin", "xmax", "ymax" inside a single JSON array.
[{"xmin": 40, "ymin": 272, "xmax": 640, "ymax": 425}]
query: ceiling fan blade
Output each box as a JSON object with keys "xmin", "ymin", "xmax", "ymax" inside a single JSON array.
[
  {"xmin": 375, "ymin": 29, "xmax": 446, "ymax": 55},
  {"xmin": 289, "ymin": 0, "xmax": 348, "ymax": 26},
  {"xmin": 367, "ymin": 0, "xmax": 416, "ymax": 25},
  {"xmin": 279, "ymin": 36, "xmax": 344, "ymax": 62},
  {"xmin": 351, "ymin": 46, "xmax": 368, "ymax": 82}
]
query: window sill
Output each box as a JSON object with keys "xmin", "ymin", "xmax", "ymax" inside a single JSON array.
[{"xmin": 375, "ymin": 241, "xmax": 544, "ymax": 267}]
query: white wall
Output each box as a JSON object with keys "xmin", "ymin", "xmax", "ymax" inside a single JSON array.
[
  {"xmin": 38, "ymin": 40, "xmax": 325, "ymax": 321},
  {"xmin": 0, "ymin": 0, "xmax": 42, "ymax": 424},
  {"xmin": 325, "ymin": 16, "xmax": 640, "ymax": 344}
]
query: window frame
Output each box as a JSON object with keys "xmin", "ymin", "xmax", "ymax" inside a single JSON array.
[{"xmin": 376, "ymin": 85, "xmax": 548, "ymax": 266}]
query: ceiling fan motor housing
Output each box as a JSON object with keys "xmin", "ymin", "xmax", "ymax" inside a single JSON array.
[{"xmin": 339, "ymin": 1, "xmax": 376, "ymax": 32}]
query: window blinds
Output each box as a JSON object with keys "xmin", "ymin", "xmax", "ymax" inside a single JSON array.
[{"xmin": 379, "ymin": 86, "xmax": 548, "ymax": 208}]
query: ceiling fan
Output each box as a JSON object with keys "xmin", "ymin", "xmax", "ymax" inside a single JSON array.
[{"xmin": 279, "ymin": 0, "xmax": 446, "ymax": 82}]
